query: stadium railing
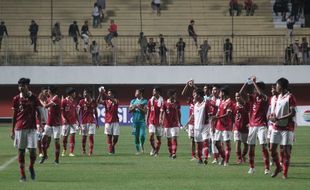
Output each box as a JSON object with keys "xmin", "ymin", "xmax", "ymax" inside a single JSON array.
[{"xmin": 0, "ymin": 35, "xmax": 309, "ymax": 66}]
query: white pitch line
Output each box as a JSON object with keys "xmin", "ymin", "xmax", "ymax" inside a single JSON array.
[{"xmin": 0, "ymin": 156, "xmax": 18, "ymax": 171}]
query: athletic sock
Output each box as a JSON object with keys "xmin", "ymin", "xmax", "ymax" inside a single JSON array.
[
  {"xmin": 107, "ymin": 135, "xmax": 113, "ymax": 153},
  {"xmin": 89, "ymin": 135, "xmax": 94, "ymax": 154},
  {"xmin": 167, "ymin": 138, "xmax": 172, "ymax": 155},
  {"xmin": 82, "ymin": 136, "xmax": 87, "ymax": 153},
  {"xmin": 203, "ymin": 140, "xmax": 209, "ymax": 160},
  {"xmin": 262, "ymin": 146, "xmax": 270, "ymax": 170},
  {"xmin": 225, "ymin": 143, "xmax": 231, "ymax": 163},
  {"xmin": 29, "ymin": 150, "xmax": 36, "ymax": 169},
  {"xmin": 197, "ymin": 142, "xmax": 203, "ymax": 161},
  {"xmin": 150, "ymin": 134, "xmax": 156, "ymax": 150},
  {"xmin": 156, "ymin": 138, "xmax": 161, "ymax": 153},
  {"xmin": 18, "ymin": 149, "xmax": 26, "ymax": 178},
  {"xmin": 249, "ymin": 147, "xmax": 255, "ymax": 168},
  {"xmin": 55, "ymin": 142, "xmax": 60, "ymax": 162},
  {"xmin": 69, "ymin": 134, "xmax": 75, "ymax": 154},
  {"xmin": 172, "ymin": 138, "xmax": 177, "ymax": 155},
  {"xmin": 63, "ymin": 136, "xmax": 68, "ymax": 151}
]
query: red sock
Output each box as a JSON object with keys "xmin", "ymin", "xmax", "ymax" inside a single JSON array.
[
  {"xmin": 18, "ymin": 150, "xmax": 26, "ymax": 178},
  {"xmin": 63, "ymin": 136, "xmax": 68, "ymax": 151},
  {"xmin": 55, "ymin": 142, "xmax": 60, "ymax": 161},
  {"xmin": 191, "ymin": 138, "xmax": 196, "ymax": 158},
  {"xmin": 150, "ymin": 134, "xmax": 155, "ymax": 150},
  {"xmin": 82, "ymin": 136, "xmax": 87, "ymax": 153},
  {"xmin": 69, "ymin": 134, "xmax": 75, "ymax": 154},
  {"xmin": 272, "ymin": 151, "xmax": 282, "ymax": 169},
  {"xmin": 29, "ymin": 149, "xmax": 36, "ymax": 169},
  {"xmin": 156, "ymin": 138, "xmax": 161, "ymax": 153},
  {"xmin": 42, "ymin": 136, "xmax": 48, "ymax": 157},
  {"xmin": 213, "ymin": 153, "xmax": 219, "ymax": 159},
  {"xmin": 107, "ymin": 135, "xmax": 113, "ymax": 153},
  {"xmin": 242, "ymin": 144, "xmax": 248, "ymax": 159},
  {"xmin": 217, "ymin": 143, "xmax": 225, "ymax": 160},
  {"xmin": 283, "ymin": 151, "xmax": 290, "ymax": 177},
  {"xmin": 262, "ymin": 146, "xmax": 270, "ymax": 170},
  {"xmin": 280, "ymin": 145, "xmax": 284, "ymax": 164},
  {"xmin": 249, "ymin": 147, "xmax": 255, "ymax": 168},
  {"xmin": 112, "ymin": 136, "xmax": 118, "ymax": 152},
  {"xmin": 167, "ymin": 138, "xmax": 172, "ymax": 155},
  {"xmin": 236, "ymin": 141, "xmax": 241, "ymax": 161},
  {"xmin": 37, "ymin": 140, "xmax": 42, "ymax": 154},
  {"xmin": 197, "ymin": 142, "xmax": 203, "ymax": 161},
  {"xmin": 225, "ymin": 143, "xmax": 231, "ymax": 163},
  {"xmin": 89, "ymin": 135, "xmax": 94, "ymax": 154},
  {"xmin": 172, "ymin": 138, "xmax": 177, "ymax": 155},
  {"xmin": 203, "ymin": 140, "xmax": 209, "ymax": 160}
]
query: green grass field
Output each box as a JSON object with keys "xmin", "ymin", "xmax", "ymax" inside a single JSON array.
[{"xmin": 0, "ymin": 125, "xmax": 310, "ymax": 190}]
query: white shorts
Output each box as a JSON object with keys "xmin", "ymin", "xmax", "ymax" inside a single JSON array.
[
  {"xmin": 148, "ymin": 124, "xmax": 163, "ymax": 137},
  {"xmin": 43, "ymin": 125, "xmax": 61, "ymax": 139},
  {"xmin": 61, "ymin": 124, "xmax": 78, "ymax": 136},
  {"xmin": 105, "ymin": 122, "xmax": 120, "ymax": 136},
  {"xmin": 14, "ymin": 129, "xmax": 37, "ymax": 149},
  {"xmin": 214, "ymin": 130, "xmax": 232, "ymax": 142},
  {"xmin": 233, "ymin": 131, "xmax": 248, "ymax": 143},
  {"xmin": 36, "ymin": 124, "xmax": 43, "ymax": 140},
  {"xmin": 164, "ymin": 127, "xmax": 179, "ymax": 138},
  {"xmin": 270, "ymin": 130, "xmax": 294, "ymax": 146},
  {"xmin": 188, "ymin": 124, "xmax": 194, "ymax": 138},
  {"xmin": 247, "ymin": 126, "xmax": 267, "ymax": 145},
  {"xmin": 194, "ymin": 125, "xmax": 211, "ymax": 142},
  {"xmin": 82, "ymin": 123, "xmax": 96, "ymax": 136},
  {"xmin": 267, "ymin": 125, "xmax": 273, "ymax": 140}
]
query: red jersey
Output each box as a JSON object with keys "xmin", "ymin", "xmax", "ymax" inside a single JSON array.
[
  {"xmin": 46, "ymin": 95, "xmax": 62, "ymax": 126},
  {"xmin": 161, "ymin": 100, "xmax": 181, "ymax": 128},
  {"xmin": 249, "ymin": 94, "xmax": 269, "ymax": 127},
  {"xmin": 102, "ymin": 100, "xmax": 119, "ymax": 123},
  {"xmin": 234, "ymin": 102, "xmax": 249, "ymax": 133},
  {"xmin": 209, "ymin": 97, "xmax": 220, "ymax": 116},
  {"xmin": 109, "ymin": 24, "xmax": 117, "ymax": 33},
  {"xmin": 79, "ymin": 99, "xmax": 97, "ymax": 124},
  {"xmin": 61, "ymin": 97, "xmax": 78, "ymax": 125},
  {"xmin": 216, "ymin": 98, "xmax": 234, "ymax": 131},
  {"xmin": 147, "ymin": 97, "xmax": 163, "ymax": 126},
  {"xmin": 12, "ymin": 93, "xmax": 40, "ymax": 130}
]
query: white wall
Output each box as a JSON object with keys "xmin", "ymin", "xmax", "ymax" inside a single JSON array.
[{"xmin": 0, "ymin": 66, "xmax": 309, "ymax": 84}]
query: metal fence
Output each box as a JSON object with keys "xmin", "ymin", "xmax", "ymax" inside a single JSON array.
[{"xmin": 0, "ymin": 35, "xmax": 309, "ymax": 65}]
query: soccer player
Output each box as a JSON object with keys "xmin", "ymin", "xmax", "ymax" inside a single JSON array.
[
  {"xmin": 61, "ymin": 87, "xmax": 79, "ymax": 157},
  {"xmin": 209, "ymin": 85, "xmax": 221, "ymax": 164},
  {"xmin": 233, "ymin": 91, "xmax": 249, "ymax": 164},
  {"xmin": 212, "ymin": 86, "xmax": 234, "ymax": 166},
  {"xmin": 37, "ymin": 87, "xmax": 49, "ymax": 158},
  {"xmin": 129, "ymin": 89, "xmax": 148, "ymax": 154},
  {"xmin": 39, "ymin": 86, "xmax": 62, "ymax": 164},
  {"xmin": 192, "ymin": 88, "xmax": 211, "ymax": 164},
  {"xmin": 243, "ymin": 76, "xmax": 270, "ymax": 174},
  {"xmin": 97, "ymin": 88, "xmax": 120, "ymax": 155},
  {"xmin": 78, "ymin": 89, "xmax": 99, "ymax": 156},
  {"xmin": 160, "ymin": 89, "xmax": 181, "ymax": 159},
  {"xmin": 269, "ymin": 78, "xmax": 297, "ymax": 179},
  {"xmin": 147, "ymin": 87, "xmax": 164, "ymax": 156},
  {"xmin": 182, "ymin": 80, "xmax": 197, "ymax": 160},
  {"xmin": 11, "ymin": 78, "xmax": 42, "ymax": 181}
]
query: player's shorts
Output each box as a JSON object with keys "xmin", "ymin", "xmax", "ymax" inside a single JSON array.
[
  {"xmin": 188, "ymin": 124, "xmax": 194, "ymax": 138},
  {"xmin": 61, "ymin": 124, "xmax": 78, "ymax": 136},
  {"xmin": 164, "ymin": 127, "xmax": 179, "ymax": 138},
  {"xmin": 233, "ymin": 131, "xmax": 248, "ymax": 143},
  {"xmin": 105, "ymin": 122, "xmax": 120, "ymax": 136},
  {"xmin": 14, "ymin": 129, "xmax": 37, "ymax": 149},
  {"xmin": 267, "ymin": 125, "xmax": 273, "ymax": 140},
  {"xmin": 247, "ymin": 126, "xmax": 267, "ymax": 145},
  {"xmin": 214, "ymin": 130, "xmax": 232, "ymax": 142},
  {"xmin": 81, "ymin": 123, "xmax": 96, "ymax": 136},
  {"xmin": 270, "ymin": 130, "xmax": 294, "ymax": 146},
  {"xmin": 43, "ymin": 125, "xmax": 61, "ymax": 139},
  {"xmin": 194, "ymin": 125, "xmax": 211, "ymax": 142},
  {"xmin": 148, "ymin": 124, "xmax": 163, "ymax": 137}
]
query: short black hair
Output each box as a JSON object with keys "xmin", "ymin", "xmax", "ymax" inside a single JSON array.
[
  {"xmin": 153, "ymin": 87, "xmax": 162, "ymax": 94},
  {"xmin": 212, "ymin": 85, "xmax": 220, "ymax": 89},
  {"xmin": 194, "ymin": 88, "xmax": 204, "ymax": 98},
  {"xmin": 18, "ymin": 78, "xmax": 30, "ymax": 85},
  {"xmin": 66, "ymin": 87, "xmax": 76, "ymax": 96},
  {"xmin": 84, "ymin": 89, "xmax": 93, "ymax": 95},
  {"xmin": 137, "ymin": 88, "xmax": 145, "ymax": 94},
  {"xmin": 48, "ymin": 85, "xmax": 58, "ymax": 94},
  {"xmin": 256, "ymin": 82, "xmax": 266, "ymax": 91},
  {"xmin": 220, "ymin": 85, "xmax": 230, "ymax": 96},
  {"xmin": 276, "ymin": 78, "xmax": 289, "ymax": 90},
  {"xmin": 167, "ymin": 89, "xmax": 177, "ymax": 98}
]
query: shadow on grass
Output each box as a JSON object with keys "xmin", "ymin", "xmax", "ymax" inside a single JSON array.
[{"xmin": 290, "ymin": 163, "xmax": 310, "ymax": 168}]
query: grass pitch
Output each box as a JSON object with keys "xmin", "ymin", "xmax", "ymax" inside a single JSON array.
[{"xmin": 0, "ymin": 125, "xmax": 310, "ymax": 190}]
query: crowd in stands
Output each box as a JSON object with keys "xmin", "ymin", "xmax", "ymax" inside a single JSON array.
[
  {"xmin": 229, "ymin": 0, "xmax": 257, "ymax": 16},
  {"xmin": 273, "ymin": 0, "xmax": 304, "ymax": 22},
  {"xmin": 285, "ymin": 37, "xmax": 309, "ymax": 65}
]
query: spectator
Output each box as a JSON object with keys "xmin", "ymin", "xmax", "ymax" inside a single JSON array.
[
  {"xmin": 0, "ymin": 21, "xmax": 9, "ymax": 50},
  {"xmin": 51, "ymin": 22, "xmax": 62, "ymax": 44},
  {"xmin": 151, "ymin": 0, "xmax": 161, "ymax": 16},
  {"xmin": 105, "ymin": 20, "xmax": 118, "ymax": 48},
  {"xmin": 229, "ymin": 0, "xmax": 241, "ymax": 16},
  {"xmin": 158, "ymin": 34, "xmax": 168, "ymax": 64},
  {"xmin": 291, "ymin": 0, "xmax": 300, "ymax": 21},
  {"xmin": 81, "ymin": 20, "xmax": 92, "ymax": 52},
  {"xmin": 138, "ymin": 32, "xmax": 148, "ymax": 64},
  {"xmin": 28, "ymin": 20, "xmax": 39, "ymax": 52},
  {"xmin": 92, "ymin": 3, "xmax": 100, "ymax": 28},
  {"xmin": 244, "ymin": 0, "xmax": 255, "ymax": 16},
  {"xmin": 90, "ymin": 40, "xmax": 99, "ymax": 65},
  {"xmin": 284, "ymin": 44, "xmax": 293, "ymax": 65},
  {"xmin": 198, "ymin": 40, "xmax": 211, "ymax": 64},
  {"xmin": 287, "ymin": 16, "xmax": 295, "ymax": 42},
  {"xmin": 273, "ymin": 0, "xmax": 282, "ymax": 16},
  {"xmin": 176, "ymin": 38, "xmax": 186, "ymax": 64},
  {"xmin": 97, "ymin": 0, "xmax": 106, "ymax": 28},
  {"xmin": 292, "ymin": 39, "xmax": 301, "ymax": 64},
  {"xmin": 301, "ymin": 37, "xmax": 309, "ymax": 64},
  {"xmin": 147, "ymin": 37, "xmax": 157, "ymax": 64},
  {"xmin": 280, "ymin": 0, "xmax": 289, "ymax": 21},
  {"xmin": 223, "ymin": 38, "xmax": 233, "ymax": 64},
  {"xmin": 68, "ymin": 21, "xmax": 80, "ymax": 51},
  {"xmin": 188, "ymin": 20, "xmax": 198, "ymax": 48}
]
